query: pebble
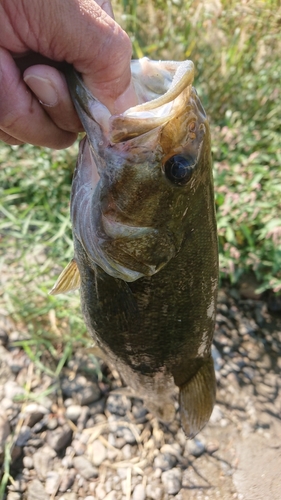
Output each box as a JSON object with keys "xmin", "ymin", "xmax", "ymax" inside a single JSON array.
[
  {"xmin": 106, "ymin": 394, "xmax": 131, "ymax": 416},
  {"xmin": 72, "ymin": 438, "xmax": 86, "ymax": 456},
  {"xmin": 73, "ymin": 455, "xmax": 99, "ymax": 479},
  {"xmin": 33, "ymin": 446, "xmax": 56, "ymax": 480},
  {"xmin": 161, "ymin": 468, "xmax": 182, "ymax": 495},
  {"xmin": 27, "ymin": 479, "xmax": 49, "ymax": 500},
  {"xmin": 23, "ymin": 456, "xmax": 33, "ymax": 469},
  {"xmin": 15, "ymin": 426, "xmax": 31, "ymax": 447},
  {"xmin": 47, "ymin": 416, "xmax": 58, "ymax": 430},
  {"xmin": 47, "ymin": 423, "xmax": 72, "ymax": 452},
  {"xmin": 186, "ymin": 437, "xmax": 205, "ymax": 457},
  {"xmin": 45, "ymin": 471, "xmax": 61, "ymax": 495},
  {"xmin": 104, "ymin": 492, "xmax": 117, "ymax": 500},
  {"xmin": 60, "ymin": 493, "xmax": 77, "ymax": 500},
  {"xmin": 61, "ymin": 375, "xmax": 100, "ymax": 405},
  {"xmin": 122, "ymin": 443, "xmax": 132, "ymax": 460},
  {"xmin": 65, "ymin": 404, "xmax": 82, "ymax": 421},
  {"xmin": 4, "ymin": 380, "xmax": 24, "ymax": 400},
  {"xmin": 133, "ymin": 483, "xmax": 146, "ymax": 500},
  {"xmin": 154, "ymin": 452, "xmax": 177, "ymax": 471},
  {"xmin": 8, "ymin": 475, "xmax": 27, "ymax": 493},
  {"xmin": 6, "ymin": 493, "xmax": 21, "ymax": 500},
  {"xmin": 21, "ymin": 403, "xmax": 49, "ymax": 427},
  {"xmin": 146, "ymin": 482, "xmax": 163, "ymax": 500},
  {"xmin": 59, "ymin": 469, "xmax": 76, "ymax": 492},
  {"xmin": 209, "ymin": 405, "xmax": 223, "ymax": 423},
  {"xmin": 90, "ymin": 439, "xmax": 107, "ymax": 466},
  {"xmin": 95, "ymin": 483, "xmax": 106, "ymax": 499}
]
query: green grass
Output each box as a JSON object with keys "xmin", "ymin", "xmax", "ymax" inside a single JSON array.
[{"xmin": 0, "ymin": 0, "xmax": 280, "ymax": 375}]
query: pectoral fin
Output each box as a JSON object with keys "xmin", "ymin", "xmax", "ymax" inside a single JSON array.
[
  {"xmin": 179, "ymin": 357, "xmax": 216, "ymax": 439},
  {"xmin": 49, "ymin": 259, "xmax": 81, "ymax": 295}
]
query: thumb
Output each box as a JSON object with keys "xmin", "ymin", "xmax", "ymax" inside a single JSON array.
[{"xmin": 10, "ymin": 0, "xmax": 137, "ymax": 113}]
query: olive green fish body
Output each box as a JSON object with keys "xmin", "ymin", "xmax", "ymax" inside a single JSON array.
[{"xmin": 60, "ymin": 59, "xmax": 218, "ymax": 437}]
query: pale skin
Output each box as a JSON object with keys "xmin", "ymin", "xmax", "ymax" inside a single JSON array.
[{"xmin": 0, "ymin": 0, "xmax": 137, "ymax": 149}]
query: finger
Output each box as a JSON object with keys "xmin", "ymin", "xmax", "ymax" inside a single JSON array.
[
  {"xmin": 23, "ymin": 65, "xmax": 83, "ymax": 133},
  {"xmin": 4, "ymin": 0, "xmax": 137, "ymax": 113},
  {"xmin": 0, "ymin": 130, "xmax": 24, "ymax": 146},
  {"xmin": 0, "ymin": 48, "xmax": 77, "ymax": 149}
]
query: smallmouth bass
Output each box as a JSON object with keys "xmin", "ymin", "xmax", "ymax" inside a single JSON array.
[{"xmin": 51, "ymin": 58, "xmax": 219, "ymax": 438}]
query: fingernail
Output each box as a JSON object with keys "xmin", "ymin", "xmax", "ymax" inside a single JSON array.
[
  {"xmin": 23, "ymin": 75, "xmax": 58, "ymax": 106},
  {"xmin": 113, "ymin": 81, "xmax": 138, "ymax": 114}
]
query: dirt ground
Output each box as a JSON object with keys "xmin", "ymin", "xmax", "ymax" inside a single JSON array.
[{"xmin": 0, "ymin": 285, "xmax": 280, "ymax": 500}]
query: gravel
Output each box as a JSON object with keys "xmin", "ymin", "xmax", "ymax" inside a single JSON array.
[{"xmin": 0, "ymin": 287, "xmax": 281, "ymax": 499}]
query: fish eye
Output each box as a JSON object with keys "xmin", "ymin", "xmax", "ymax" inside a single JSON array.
[{"xmin": 164, "ymin": 154, "xmax": 195, "ymax": 186}]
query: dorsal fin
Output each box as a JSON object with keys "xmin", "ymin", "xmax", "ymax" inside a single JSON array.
[{"xmin": 49, "ymin": 259, "xmax": 81, "ymax": 295}]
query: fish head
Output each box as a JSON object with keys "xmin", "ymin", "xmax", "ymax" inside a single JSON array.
[{"xmin": 69, "ymin": 58, "xmax": 211, "ymax": 282}]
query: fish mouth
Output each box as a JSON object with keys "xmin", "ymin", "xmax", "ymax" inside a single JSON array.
[{"xmin": 67, "ymin": 58, "xmax": 195, "ymax": 144}]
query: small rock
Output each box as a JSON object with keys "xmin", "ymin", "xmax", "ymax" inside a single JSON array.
[
  {"xmin": 210, "ymin": 405, "xmax": 223, "ymax": 424},
  {"xmin": 33, "ymin": 446, "xmax": 56, "ymax": 480},
  {"xmin": 206, "ymin": 440, "xmax": 220, "ymax": 454},
  {"xmin": 133, "ymin": 483, "xmax": 146, "ymax": 500},
  {"xmin": 15, "ymin": 426, "xmax": 31, "ymax": 447},
  {"xmin": 47, "ymin": 424, "xmax": 72, "ymax": 452},
  {"xmin": 104, "ymin": 492, "xmax": 117, "ymax": 500},
  {"xmin": 186, "ymin": 437, "xmax": 205, "ymax": 457},
  {"xmin": 8, "ymin": 475, "xmax": 27, "ymax": 493},
  {"xmin": 72, "ymin": 438, "xmax": 86, "ymax": 456},
  {"xmin": 95, "ymin": 484, "xmax": 106, "ymax": 499},
  {"xmin": 27, "ymin": 479, "xmax": 49, "ymax": 500},
  {"xmin": 84, "ymin": 497, "xmax": 96, "ymax": 500},
  {"xmin": 89, "ymin": 397, "xmax": 106, "ymax": 416},
  {"xmin": 45, "ymin": 471, "xmax": 61, "ymax": 495},
  {"xmin": 4, "ymin": 380, "xmax": 25, "ymax": 400},
  {"xmin": 122, "ymin": 443, "xmax": 132, "ymax": 460},
  {"xmin": 60, "ymin": 493, "xmax": 77, "ymax": 500},
  {"xmin": 21, "ymin": 403, "xmax": 49, "ymax": 427},
  {"xmin": 47, "ymin": 416, "xmax": 58, "ymax": 430},
  {"xmin": 90, "ymin": 439, "xmax": 107, "ymax": 466},
  {"xmin": 73, "ymin": 456, "xmax": 99, "ymax": 479},
  {"xmin": 154, "ymin": 452, "xmax": 177, "ymax": 471},
  {"xmin": 132, "ymin": 401, "xmax": 147, "ymax": 421},
  {"xmin": 146, "ymin": 482, "xmax": 163, "ymax": 500},
  {"xmin": 161, "ymin": 468, "xmax": 182, "ymax": 495},
  {"xmin": 61, "ymin": 375, "xmax": 100, "ymax": 405},
  {"xmin": 61, "ymin": 454, "xmax": 73, "ymax": 469},
  {"xmin": 59, "ymin": 469, "xmax": 76, "ymax": 492},
  {"xmin": 77, "ymin": 406, "xmax": 90, "ymax": 430},
  {"xmin": 23, "ymin": 456, "xmax": 33, "ymax": 469},
  {"xmin": 65, "ymin": 404, "xmax": 82, "ymax": 421},
  {"xmin": 106, "ymin": 394, "xmax": 131, "ymax": 416},
  {"xmin": 118, "ymin": 427, "xmax": 136, "ymax": 445},
  {"xmin": 7, "ymin": 493, "xmax": 21, "ymax": 500}
]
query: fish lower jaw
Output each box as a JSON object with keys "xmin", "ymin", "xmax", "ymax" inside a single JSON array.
[{"xmin": 102, "ymin": 213, "xmax": 153, "ymax": 239}]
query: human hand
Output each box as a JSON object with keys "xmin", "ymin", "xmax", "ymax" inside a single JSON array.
[{"xmin": 0, "ymin": 0, "xmax": 136, "ymax": 148}]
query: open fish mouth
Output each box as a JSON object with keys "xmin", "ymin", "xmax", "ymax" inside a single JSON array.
[{"xmin": 67, "ymin": 57, "xmax": 195, "ymax": 144}]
